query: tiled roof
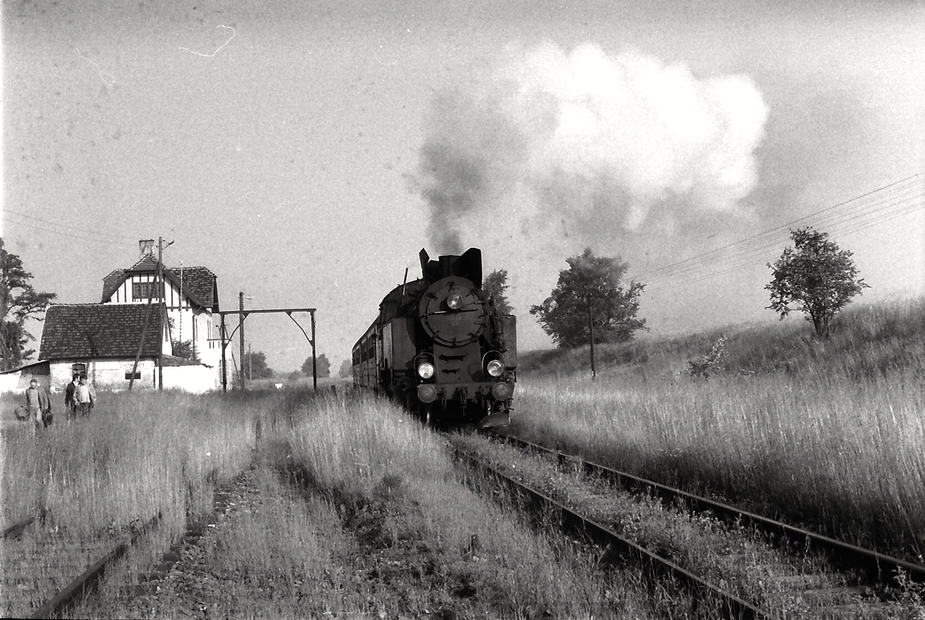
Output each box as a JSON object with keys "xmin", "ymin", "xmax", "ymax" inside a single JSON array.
[
  {"xmin": 130, "ymin": 255, "xmax": 159, "ymax": 271},
  {"xmin": 40, "ymin": 304, "xmax": 162, "ymax": 359},
  {"xmin": 101, "ymin": 270, "xmax": 126, "ymax": 301},
  {"xmin": 167, "ymin": 266, "xmax": 217, "ymax": 309},
  {"xmin": 100, "ymin": 259, "xmax": 218, "ymax": 311}
]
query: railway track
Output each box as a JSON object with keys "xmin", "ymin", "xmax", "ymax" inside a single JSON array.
[
  {"xmin": 451, "ymin": 440, "xmax": 768, "ymax": 618},
  {"xmin": 494, "ymin": 432, "xmax": 925, "ymax": 587},
  {"xmin": 1, "ymin": 513, "xmax": 161, "ymax": 619},
  {"xmin": 448, "ymin": 431, "xmax": 925, "ymax": 619},
  {"xmin": 1, "ymin": 472, "xmax": 247, "ymax": 619}
]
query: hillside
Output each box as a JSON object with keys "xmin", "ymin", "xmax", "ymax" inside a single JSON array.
[{"xmin": 518, "ymin": 295, "xmax": 925, "ymax": 382}]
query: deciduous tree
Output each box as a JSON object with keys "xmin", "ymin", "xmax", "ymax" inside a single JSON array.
[
  {"xmin": 1, "ymin": 238, "xmax": 56, "ymax": 370},
  {"xmin": 530, "ymin": 248, "xmax": 646, "ymax": 348},
  {"xmin": 766, "ymin": 227, "xmax": 868, "ymax": 338},
  {"xmin": 302, "ymin": 353, "xmax": 331, "ymax": 378},
  {"xmin": 483, "ymin": 268, "xmax": 513, "ymax": 315},
  {"xmin": 242, "ymin": 350, "xmax": 273, "ymax": 379}
]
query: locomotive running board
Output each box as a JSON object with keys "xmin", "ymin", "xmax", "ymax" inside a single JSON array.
[{"xmin": 477, "ymin": 411, "xmax": 510, "ymax": 429}]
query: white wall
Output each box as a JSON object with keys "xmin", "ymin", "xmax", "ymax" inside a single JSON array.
[
  {"xmin": 162, "ymin": 364, "xmax": 219, "ymax": 393},
  {"xmin": 49, "ymin": 359, "xmax": 158, "ymax": 392},
  {"xmin": 48, "ymin": 358, "xmax": 218, "ymax": 393}
]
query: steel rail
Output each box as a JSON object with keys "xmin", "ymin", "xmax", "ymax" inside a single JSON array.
[
  {"xmin": 497, "ymin": 433, "xmax": 925, "ymax": 585},
  {"xmin": 453, "ymin": 443, "xmax": 774, "ymax": 620},
  {"xmin": 29, "ymin": 513, "xmax": 161, "ymax": 619},
  {"xmin": 2, "ymin": 516, "xmax": 35, "ymax": 539}
]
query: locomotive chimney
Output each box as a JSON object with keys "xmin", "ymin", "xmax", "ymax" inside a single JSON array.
[{"xmin": 439, "ymin": 255, "xmax": 459, "ymax": 278}]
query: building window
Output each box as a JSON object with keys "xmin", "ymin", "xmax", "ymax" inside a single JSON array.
[
  {"xmin": 132, "ymin": 281, "xmax": 155, "ymax": 301},
  {"xmin": 125, "ymin": 370, "xmax": 142, "ymax": 380}
]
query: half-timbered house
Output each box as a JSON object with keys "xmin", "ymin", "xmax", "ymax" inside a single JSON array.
[{"xmin": 34, "ymin": 241, "xmax": 224, "ymax": 392}]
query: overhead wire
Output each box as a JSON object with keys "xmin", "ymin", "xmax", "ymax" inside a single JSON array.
[
  {"xmin": 637, "ymin": 173, "xmax": 924, "ymax": 293},
  {"xmin": 2, "ymin": 209, "xmax": 211, "ymax": 272},
  {"xmin": 634, "ymin": 174, "xmax": 920, "ymax": 281},
  {"xmin": 2, "ymin": 208, "xmax": 142, "ymax": 249},
  {"xmin": 638, "ymin": 174, "xmax": 922, "ymax": 285},
  {"xmin": 648, "ymin": 183, "xmax": 925, "ymax": 289}
]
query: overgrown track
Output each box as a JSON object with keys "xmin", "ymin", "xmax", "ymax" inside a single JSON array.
[
  {"xmin": 1, "ymin": 472, "xmax": 247, "ymax": 619},
  {"xmin": 494, "ymin": 433, "xmax": 925, "ymax": 588},
  {"xmin": 1, "ymin": 513, "xmax": 161, "ymax": 619},
  {"xmin": 449, "ymin": 438, "xmax": 773, "ymax": 619}
]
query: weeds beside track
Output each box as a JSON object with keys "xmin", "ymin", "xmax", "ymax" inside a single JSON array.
[
  {"xmin": 496, "ymin": 432, "xmax": 925, "ymax": 588},
  {"xmin": 450, "ymin": 430, "xmax": 925, "ymax": 618}
]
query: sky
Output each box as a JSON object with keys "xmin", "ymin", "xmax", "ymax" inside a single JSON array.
[{"xmin": 3, "ymin": 0, "xmax": 924, "ymax": 374}]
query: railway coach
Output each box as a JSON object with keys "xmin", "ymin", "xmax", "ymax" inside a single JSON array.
[{"xmin": 352, "ymin": 248, "xmax": 516, "ymax": 427}]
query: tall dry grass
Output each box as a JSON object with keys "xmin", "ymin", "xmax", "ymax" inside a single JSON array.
[
  {"xmin": 287, "ymin": 392, "xmax": 660, "ymax": 619},
  {"xmin": 1, "ymin": 389, "xmax": 258, "ymax": 540},
  {"xmin": 514, "ymin": 296, "xmax": 925, "ymax": 560}
]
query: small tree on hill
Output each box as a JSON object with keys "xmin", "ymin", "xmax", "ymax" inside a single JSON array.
[
  {"xmin": 483, "ymin": 269, "xmax": 513, "ymax": 315},
  {"xmin": 766, "ymin": 227, "xmax": 868, "ymax": 338},
  {"xmin": 530, "ymin": 248, "xmax": 646, "ymax": 348},
  {"xmin": 1, "ymin": 238, "xmax": 56, "ymax": 370}
]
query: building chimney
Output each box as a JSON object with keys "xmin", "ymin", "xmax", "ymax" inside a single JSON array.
[{"xmin": 139, "ymin": 239, "xmax": 155, "ymax": 257}]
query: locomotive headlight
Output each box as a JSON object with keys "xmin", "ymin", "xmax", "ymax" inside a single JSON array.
[
  {"xmin": 486, "ymin": 359, "xmax": 504, "ymax": 377},
  {"xmin": 417, "ymin": 361, "xmax": 435, "ymax": 379},
  {"xmin": 417, "ymin": 384, "xmax": 437, "ymax": 403},
  {"xmin": 447, "ymin": 292, "xmax": 463, "ymax": 310},
  {"xmin": 491, "ymin": 382, "xmax": 514, "ymax": 401}
]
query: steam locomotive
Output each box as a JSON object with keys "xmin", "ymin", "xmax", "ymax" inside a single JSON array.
[{"xmin": 352, "ymin": 248, "xmax": 516, "ymax": 428}]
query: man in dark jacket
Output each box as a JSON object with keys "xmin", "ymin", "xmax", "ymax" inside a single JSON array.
[
  {"xmin": 64, "ymin": 373, "xmax": 79, "ymax": 420},
  {"xmin": 25, "ymin": 378, "xmax": 52, "ymax": 430}
]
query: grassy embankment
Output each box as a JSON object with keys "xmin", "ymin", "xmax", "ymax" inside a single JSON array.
[{"xmin": 514, "ymin": 297, "xmax": 925, "ymax": 563}]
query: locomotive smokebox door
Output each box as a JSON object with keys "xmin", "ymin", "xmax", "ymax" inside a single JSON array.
[{"xmin": 419, "ymin": 278, "xmax": 488, "ymax": 347}]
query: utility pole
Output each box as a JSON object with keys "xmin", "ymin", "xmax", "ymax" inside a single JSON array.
[
  {"xmin": 157, "ymin": 238, "xmax": 164, "ymax": 391},
  {"xmin": 239, "ymin": 291, "xmax": 245, "ymax": 391},
  {"xmin": 156, "ymin": 237, "xmax": 174, "ymax": 391},
  {"xmin": 248, "ymin": 342, "xmax": 252, "ymax": 380},
  {"xmin": 220, "ymin": 316, "xmax": 228, "ymax": 392},
  {"xmin": 311, "ymin": 310, "xmax": 317, "ymax": 391},
  {"xmin": 586, "ymin": 293, "xmax": 596, "ymax": 380}
]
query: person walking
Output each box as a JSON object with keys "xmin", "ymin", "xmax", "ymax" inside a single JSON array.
[
  {"xmin": 24, "ymin": 378, "xmax": 52, "ymax": 431},
  {"xmin": 74, "ymin": 374, "xmax": 96, "ymax": 417},
  {"xmin": 64, "ymin": 373, "xmax": 80, "ymax": 421}
]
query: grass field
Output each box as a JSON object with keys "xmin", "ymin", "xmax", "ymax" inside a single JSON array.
[{"xmin": 514, "ymin": 296, "xmax": 925, "ymax": 562}]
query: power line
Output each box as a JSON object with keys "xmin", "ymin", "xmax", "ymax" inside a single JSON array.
[
  {"xmin": 634, "ymin": 173, "xmax": 922, "ymax": 284},
  {"xmin": 2, "ymin": 208, "xmax": 140, "ymax": 246},
  {"xmin": 637, "ymin": 173, "xmax": 924, "ymax": 292},
  {"xmin": 645, "ymin": 184, "xmax": 924, "ymax": 290}
]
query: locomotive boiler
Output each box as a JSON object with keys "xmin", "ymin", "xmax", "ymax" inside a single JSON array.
[{"xmin": 352, "ymin": 248, "xmax": 516, "ymax": 427}]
